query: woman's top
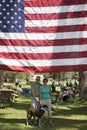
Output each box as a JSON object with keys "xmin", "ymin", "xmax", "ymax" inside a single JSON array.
[{"xmin": 39, "ymin": 85, "xmax": 51, "ymax": 100}]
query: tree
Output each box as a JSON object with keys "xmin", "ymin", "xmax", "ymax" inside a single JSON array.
[
  {"xmin": 0, "ymin": 70, "xmax": 4, "ymax": 88},
  {"xmin": 79, "ymin": 71, "xmax": 87, "ymax": 99}
]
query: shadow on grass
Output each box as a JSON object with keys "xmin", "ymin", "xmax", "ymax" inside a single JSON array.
[
  {"xmin": 0, "ymin": 118, "xmax": 25, "ymax": 124},
  {"xmin": 53, "ymin": 106, "xmax": 87, "ymax": 117},
  {"xmin": 0, "ymin": 96, "xmax": 31, "ymax": 110},
  {"xmin": 10, "ymin": 101, "xmax": 31, "ymax": 110},
  {"xmin": 0, "ymin": 117, "xmax": 87, "ymax": 130},
  {"xmin": 53, "ymin": 117, "xmax": 87, "ymax": 128}
]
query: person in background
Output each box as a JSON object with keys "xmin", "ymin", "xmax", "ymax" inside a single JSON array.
[
  {"xmin": 73, "ymin": 80, "xmax": 78, "ymax": 92},
  {"xmin": 31, "ymin": 76, "xmax": 41, "ymax": 109},
  {"xmin": 17, "ymin": 85, "xmax": 23, "ymax": 96},
  {"xmin": 60, "ymin": 82, "xmax": 65, "ymax": 92},
  {"xmin": 15, "ymin": 78, "xmax": 19, "ymax": 87},
  {"xmin": 51, "ymin": 80, "xmax": 56, "ymax": 93},
  {"xmin": 69, "ymin": 81, "xmax": 73, "ymax": 88},
  {"xmin": 39, "ymin": 78, "xmax": 53, "ymax": 125}
]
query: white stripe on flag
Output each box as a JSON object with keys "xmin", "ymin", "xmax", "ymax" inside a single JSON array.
[
  {"xmin": 25, "ymin": 18, "xmax": 87, "ymax": 27},
  {"xmin": 24, "ymin": 4, "xmax": 87, "ymax": 14},
  {"xmin": 0, "ymin": 58, "xmax": 87, "ymax": 66},
  {"xmin": 0, "ymin": 31, "xmax": 87, "ymax": 40},
  {"xmin": 0, "ymin": 44, "xmax": 87, "ymax": 53}
]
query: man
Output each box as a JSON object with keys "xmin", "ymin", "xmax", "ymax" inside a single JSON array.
[{"xmin": 31, "ymin": 76, "xmax": 41, "ymax": 109}]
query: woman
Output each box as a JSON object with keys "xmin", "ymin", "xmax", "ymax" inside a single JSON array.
[{"xmin": 39, "ymin": 78, "xmax": 53, "ymax": 125}]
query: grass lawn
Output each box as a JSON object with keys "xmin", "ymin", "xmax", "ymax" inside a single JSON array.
[{"xmin": 0, "ymin": 90, "xmax": 87, "ymax": 130}]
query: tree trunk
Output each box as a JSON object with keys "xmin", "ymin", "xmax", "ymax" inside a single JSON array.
[
  {"xmin": 79, "ymin": 71, "xmax": 87, "ymax": 99},
  {"xmin": 0, "ymin": 70, "xmax": 4, "ymax": 89}
]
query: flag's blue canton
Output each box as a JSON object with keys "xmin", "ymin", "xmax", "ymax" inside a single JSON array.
[{"xmin": 0, "ymin": 0, "xmax": 24, "ymax": 32}]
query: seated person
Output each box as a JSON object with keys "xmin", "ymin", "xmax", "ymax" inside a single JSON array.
[{"xmin": 17, "ymin": 85, "xmax": 23, "ymax": 96}]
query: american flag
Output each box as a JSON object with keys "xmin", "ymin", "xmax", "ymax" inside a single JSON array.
[{"xmin": 0, "ymin": 0, "xmax": 87, "ymax": 73}]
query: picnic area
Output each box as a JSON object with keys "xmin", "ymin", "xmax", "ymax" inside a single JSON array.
[{"xmin": 0, "ymin": 82, "xmax": 87, "ymax": 130}]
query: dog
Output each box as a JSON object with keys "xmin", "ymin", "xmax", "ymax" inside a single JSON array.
[{"xmin": 26, "ymin": 105, "xmax": 48, "ymax": 127}]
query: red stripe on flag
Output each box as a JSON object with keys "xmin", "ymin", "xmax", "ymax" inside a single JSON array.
[
  {"xmin": 24, "ymin": 0, "xmax": 87, "ymax": 7},
  {"xmin": 0, "ymin": 39, "xmax": 87, "ymax": 46},
  {"xmin": 0, "ymin": 65, "xmax": 87, "ymax": 73},
  {"xmin": 25, "ymin": 25, "xmax": 87, "ymax": 33},
  {"xmin": 0, "ymin": 51, "xmax": 87, "ymax": 60}
]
